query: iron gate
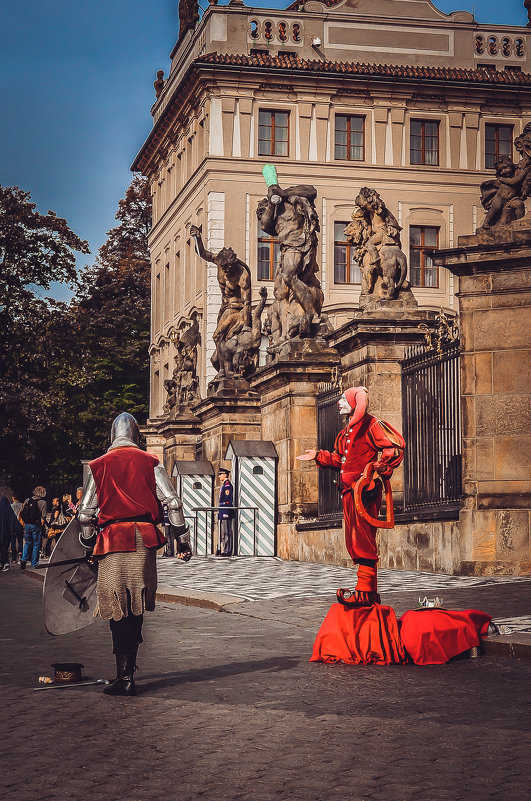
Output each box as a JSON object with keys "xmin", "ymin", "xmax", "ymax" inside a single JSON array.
[
  {"xmin": 401, "ymin": 334, "xmax": 461, "ymax": 517},
  {"xmin": 316, "ymin": 382, "xmax": 342, "ymax": 522}
]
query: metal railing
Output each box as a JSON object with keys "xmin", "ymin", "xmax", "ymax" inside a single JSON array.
[
  {"xmin": 191, "ymin": 506, "xmax": 259, "ymax": 556},
  {"xmin": 316, "ymin": 383, "xmax": 343, "ymax": 523},
  {"xmin": 401, "ymin": 338, "xmax": 461, "ymax": 518}
]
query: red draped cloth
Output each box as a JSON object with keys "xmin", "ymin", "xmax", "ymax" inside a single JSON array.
[
  {"xmin": 399, "ymin": 609, "xmax": 492, "ymax": 665},
  {"xmin": 310, "ymin": 603, "xmax": 407, "ymax": 665}
]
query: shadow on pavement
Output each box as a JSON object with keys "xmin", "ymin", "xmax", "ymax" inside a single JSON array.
[{"xmin": 138, "ymin": 655, "xmax": 300, "ymax": 693}]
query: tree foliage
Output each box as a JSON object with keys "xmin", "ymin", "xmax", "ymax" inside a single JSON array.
[{"xmin": 0, "ymin": 177, "xmax": 152, "ymax": 496}]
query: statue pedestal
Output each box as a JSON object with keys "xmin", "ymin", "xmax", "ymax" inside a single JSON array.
[
  {"xmin": 193, "ymin": 392, "xmax": 262, "ymax": 478},
  {"xmin": 141, "ymin": 414, "xmax": 202, "ymax": 469},
  {"xmin": 251, "ymin": 346, "xmax": 340, "ymax": 560},
  {"xmin": 207, "ymin": 376, "xmax": 253, "ymax": 397},
  {"xmin": 437, "ymin": 225, "xmax": 531, "ymax": 575}
]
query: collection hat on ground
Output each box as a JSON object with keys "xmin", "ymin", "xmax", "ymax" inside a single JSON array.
[{"xmin": 50, "ymin": 662, "xmax": 84, "ymax": 683}]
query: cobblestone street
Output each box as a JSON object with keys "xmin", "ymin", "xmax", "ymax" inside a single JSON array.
[{"xmin": 1, "ymin": 568, "xmax": 530, "ymax": 801}]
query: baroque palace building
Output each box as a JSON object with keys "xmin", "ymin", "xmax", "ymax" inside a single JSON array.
[{"xmin": 132, "ymin": 0, "xmax": 531, "ymax": 419}]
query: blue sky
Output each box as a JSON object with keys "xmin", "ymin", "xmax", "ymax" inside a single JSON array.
[{"xmin": 0, "ymin": 0, "xmax": 527, "ymax": 300}]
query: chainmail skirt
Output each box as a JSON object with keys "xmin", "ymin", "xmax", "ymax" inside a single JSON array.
[{"xmin": 94, "ymin": 528, "xmax": 157, "ymax": 621}]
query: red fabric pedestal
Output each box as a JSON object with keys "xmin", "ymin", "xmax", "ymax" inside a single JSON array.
[
  {"xmin": 399, "ymin": 609, "xmax": 492, "ymax": 665},
  {"xmin": 310, "ymin": 603, "xmax": 407, "ymax": 665}
]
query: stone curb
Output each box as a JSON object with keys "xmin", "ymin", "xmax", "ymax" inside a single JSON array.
[{"xmin": 22, "ymin": 568, "xmax": 531, "ymax": 661}]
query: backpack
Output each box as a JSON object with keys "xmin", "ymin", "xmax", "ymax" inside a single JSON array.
[{"xmin": 21, "ymin": 497, "xmax": 42, "ymax": 524}]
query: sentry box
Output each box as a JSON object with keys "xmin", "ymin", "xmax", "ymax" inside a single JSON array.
[
  {"xmin": 171, "ymin": 460, "xmax": 214, "ymax": 555},
  {"xmin": 224, "ymin": 440, "xmax": 278, "ymax": 556}
]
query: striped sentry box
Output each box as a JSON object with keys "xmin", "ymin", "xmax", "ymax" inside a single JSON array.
[
  {"xmin": 225, "ymin": 441, "xmax": 278, "ymax": 557},
  {"xmin": 172, "ymin": 461, "xmax": 214, "ymax": 555}
]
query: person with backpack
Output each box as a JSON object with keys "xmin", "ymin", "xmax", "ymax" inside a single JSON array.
[{"xmin": 20, "ymin": 486, "xmax": 47, "ymax": 569}]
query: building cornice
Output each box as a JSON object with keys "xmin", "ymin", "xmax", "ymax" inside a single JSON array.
[{"xmin": 132, "ymin": 53, "xmax": 531, "ymax": 175}]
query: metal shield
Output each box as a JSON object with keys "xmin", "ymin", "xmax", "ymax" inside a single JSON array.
[{"xmin": 43, "ymin": 517, "xmax": 99, "ymax": 636}]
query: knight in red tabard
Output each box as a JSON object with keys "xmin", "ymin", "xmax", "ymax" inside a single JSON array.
[
  {"xmin": 78, "ymin": 413, "xmax": 191, "ymax": 696},
  {"xmin": 298, "ymin": 386, "xmax": 405, "ymax": 606}
]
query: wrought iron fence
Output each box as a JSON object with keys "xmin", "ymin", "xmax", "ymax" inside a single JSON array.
[
  {"xmin": 316, "ymin": 382, "xmax": 342, "ymax": 522},
  {"xmin": 400, "ymin": 331, "xmax": 461, "ymax": 518}
]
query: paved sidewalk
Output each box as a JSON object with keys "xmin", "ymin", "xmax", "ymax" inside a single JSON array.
[{"xmin": 25, "ymin": 555, "xmax": 531, "ymax": 659}]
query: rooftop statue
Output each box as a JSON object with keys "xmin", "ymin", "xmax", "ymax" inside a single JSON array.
[
  {"xmin": 178, "ymin": 0, "xmax": 199, "ymax": 44},
  {"xmin": 257, "ymin": 165, "xmax": 324, "ymax": 348},
  {"xmin": 344, "ymin": 187, "xmax": 416, "ymax": 310},
  {"xmin": 479, "ymin": 122, "xmax": 531, "ymax": 229}
]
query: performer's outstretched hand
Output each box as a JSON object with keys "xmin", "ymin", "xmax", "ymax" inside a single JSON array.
[{"xmin": 296, "ymin": 449, "xmax": 317, "ymax": 461}]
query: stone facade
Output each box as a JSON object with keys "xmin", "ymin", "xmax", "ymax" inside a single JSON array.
[
  {"xmin": 436, "ymin": 218, "xmax": 531, "ymax": 575},
  {"xmin": 133, "ymin": 1, "xmax": 530, "ymax": 575},
  {"xmin": 133, "ymin": 0, "xmax": 531, "ymax": 416}
]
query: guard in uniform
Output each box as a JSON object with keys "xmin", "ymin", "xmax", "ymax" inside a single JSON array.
[
  {"xmin": 217, "ymin": 468, "xmax": 234, "ymax": 556},
  {"xmin": 78, "ymin": 412, "xmax": 191, "ymax": 696},
  {"xmin": 298, "ymin": 386, "xmax": 404, "ymax": 605}
]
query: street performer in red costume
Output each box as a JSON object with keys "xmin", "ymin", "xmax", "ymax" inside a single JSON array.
[
  {"xmin": 298, "ymin": 386, "xmax": 405, "ymax": 606},
  {"xmin": 78, "ymin": 412, "xmax": 191, "ymax": 696}
]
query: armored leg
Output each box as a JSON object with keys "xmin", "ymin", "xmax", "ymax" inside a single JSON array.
[{"xmin": 104, "ymin": 612, "xmax": 143, "ymax": 696}]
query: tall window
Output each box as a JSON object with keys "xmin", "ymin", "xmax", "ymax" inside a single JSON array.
[
  {"xmin": 334, "ymin": 115, "xmax": 364, "ymax": 161},
  {"xmin": 410, "ymin": 120, "xmax": 439, "ymax": 165},
  {"xmin": 258, "ymin": 110, "xmax": 289, "ymax": 156},
  {"xmin": 257, "ymin": 226, "xmax": 279, "ymax": 280},
  {"xmin": 334, "ymin": 222, "xmax": 361, "ymax": 284},
  {"xmin": 409, "ymin": 226, "xmax": 439, "ymax": 288},
  {"xmin": 485, "ymin": 123, "xmax": 513, "ymax": 169}
]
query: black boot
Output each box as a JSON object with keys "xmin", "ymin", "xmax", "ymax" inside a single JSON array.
[{"xmin": 103, "ymin": 650, "xmax": 137, "ymax": 696}]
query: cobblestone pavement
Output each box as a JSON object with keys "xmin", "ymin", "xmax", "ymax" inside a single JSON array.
[
  {"xmin": 157, "ymin": 555, "xmax": 530, "ymax": 602},
  {"xmin": 1, "ymin": 570, "xmax": 530, "ymax": 801}
]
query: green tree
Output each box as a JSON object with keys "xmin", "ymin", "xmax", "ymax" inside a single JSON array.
[
  {"xmin": 0, "ymin": 185, "xmax": 89, "ymax": 492},
  {"xmin": 51, "ymin": 175, "xmax": 152, "ymax": 466},
  {"xmin": 0, "ymin": 177, "xmax": 152, "ymax": 496}
]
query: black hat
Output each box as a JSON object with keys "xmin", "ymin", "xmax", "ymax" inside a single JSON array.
[{"xmin": 219, "ymin": 468, "xmax": 230, "ymax": 476}]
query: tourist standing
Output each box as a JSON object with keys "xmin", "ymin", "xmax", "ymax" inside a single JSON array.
[
  {"xmin": 10, "ymin": 493, "xmax": 24, "ymax": 564},
  {"xmin": 20, "ymin": 486, "xmax": 47, "ymax": 569}
]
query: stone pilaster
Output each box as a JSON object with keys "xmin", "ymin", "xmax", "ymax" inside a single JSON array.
[
  {"xmin": 437, "ymin": 220, "xmax": 531, "ymax": 575},
  {"xmin": 140, "ymin": 414, "xmax": 202, "ymax": 472},
  {"xmin": 193, "ymin": 392, "xmax": 262, "ymax": 479},
  {"xmin": 251, "ymin": 343, "xmax": 340, "ymax": 560}
]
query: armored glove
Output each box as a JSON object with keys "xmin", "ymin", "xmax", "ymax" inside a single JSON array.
[{"xmin": 176, "ymin": 529, "xmax": 192, "ymax": 562}]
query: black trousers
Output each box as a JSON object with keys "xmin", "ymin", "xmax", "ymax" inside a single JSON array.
[{"xmin": 110, "ymin": 613, "xmax": 144, "ymax": 654}]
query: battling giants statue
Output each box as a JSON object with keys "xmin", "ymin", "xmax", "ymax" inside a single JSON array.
[
  {"xmin": 258, "ymin": 165, "xmax": 324, "ymax": 347},
  {"xmin": 479, "ymin": 122, "xmax": 531, "ymax": 229},
  {"xmin": 344, "ymin": 187, "xmax": 416, "ymax": 310},
  {"xmin": 191, "ymin": 225, "xmax": 265, "ymax": 388},
  {"xmin": 164, "ymin": 316, "xmax": 201, "ymax": 415}
]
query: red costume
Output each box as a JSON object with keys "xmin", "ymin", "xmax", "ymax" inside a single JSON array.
[
  {"xmin": 316, "ymin": 413, "xmax": 404, "ymax": 564},
  {"xmin": 90, "ymin": 447, "xmax": 165, "ymax": 557}
]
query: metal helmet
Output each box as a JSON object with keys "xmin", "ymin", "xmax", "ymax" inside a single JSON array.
[{"xmin": 110, "ymin": 412, "xmax": 140, "ymax": 447}]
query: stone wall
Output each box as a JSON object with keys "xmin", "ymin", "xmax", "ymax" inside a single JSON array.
[{"xmin": 437, "ymin": 221, "xmax": 531, "ymax": 575}]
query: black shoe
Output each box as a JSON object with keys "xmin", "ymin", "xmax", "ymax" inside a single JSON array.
[
  {"xmin": 20, "ymin": 561, "xmax": 26, "ymax": 571},
  {"xmin": 336, "ymin": 588, "xmax": 381, "ymax": 608},
  {"xmin": 103, "ymin": 651, "xmax": 137, "ymax": 696}
]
